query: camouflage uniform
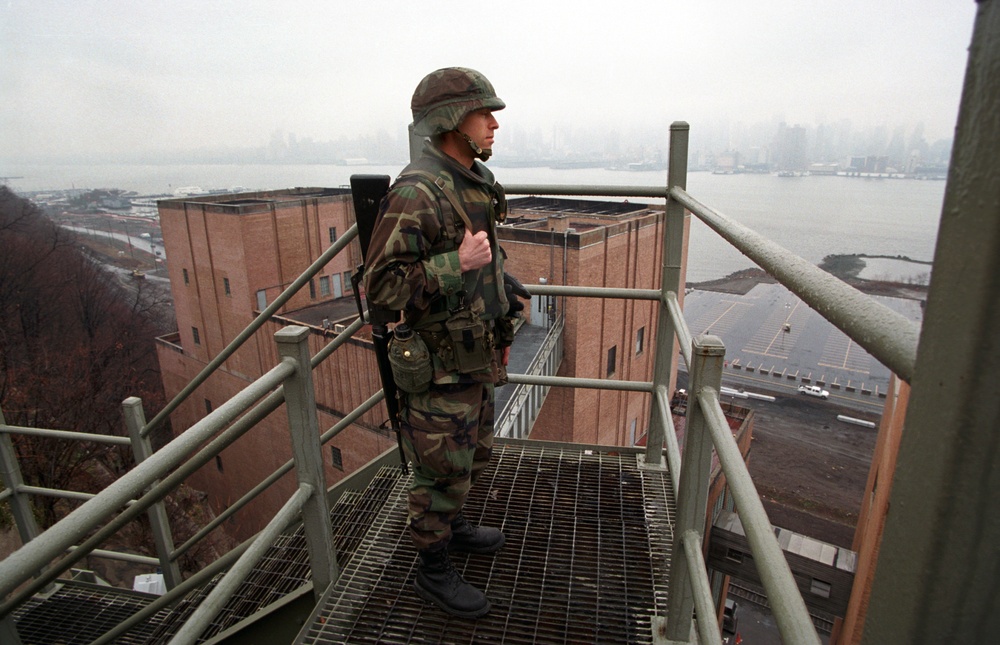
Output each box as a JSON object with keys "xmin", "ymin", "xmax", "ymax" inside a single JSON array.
[{"xmin": 364, "ymin": 140, "xmax": 511, "ymax": 551}]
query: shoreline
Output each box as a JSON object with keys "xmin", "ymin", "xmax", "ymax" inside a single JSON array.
[{"xmin": 689, "ymin": 256, "xmax": 930, "ymax": 301}]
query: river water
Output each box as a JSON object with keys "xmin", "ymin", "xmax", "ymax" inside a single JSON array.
[{"xmin": 6, "ymin": 163, "xmax": 945, "ymax": 283}]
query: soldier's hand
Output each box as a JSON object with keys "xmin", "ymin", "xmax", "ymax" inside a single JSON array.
[
  {"xmin": 503, "ymin": 272, "xmax": 529, "ymax": 316},
  {"xmin": 459, "ymin": 229, "xmax": 492, "ymax": 272}
]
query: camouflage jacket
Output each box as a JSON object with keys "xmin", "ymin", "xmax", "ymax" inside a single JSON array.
[{"xmin": 364, "ymin": 143, "xmax": 510, "ymax": 380}]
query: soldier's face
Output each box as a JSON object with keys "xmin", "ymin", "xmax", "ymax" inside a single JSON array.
[{"xmin": 458, "ymin": 109, "xmax": 499, "ymax": 152}]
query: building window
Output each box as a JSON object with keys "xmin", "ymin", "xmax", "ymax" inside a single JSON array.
[
  {"xmin": 192, "ymin": 326, "xmax": 201, "ymax": 345},
  {"xmin": 629, "ymin": 418, "xmax": 637, "ymax": 445},
  {"xmin": 256, "ymin": 290, "xmax": 267, "ymax": 310},
  {"xmin": 810, "ymin": 578, "xmax": 832, "ymax": 599},
  {"xmin": 636, "ymin": 326, "xmax": 645, "ymax": 354},
  {"xmin": 330, "ymin": 445, "xmax": 343, "ymax": 470},
  {"xmin": 205, "ymin": 399, "xmax": 213, "ymax": 414},
  {"xmin": 607, "ymin": 345, "xmax": 617, "ymax": 377},
  {"xmin": 309, "ymin": 279, "xmax": 316, "ymax": 299},
  {"xmin": 343, "ymin": 270, "xmax": 354, "ymax": 293},
  {"xmin": 319, "ymin": 276, "xmax": 330, "ymax": 296},
  {"xmin": 329, "ymin": 227, "xmax": 337, "ymax": 244},
  {"xmin": 183, "ymin": 268, "xmax": 190, "ymax": 284},
  {"xmin": 215, "ymin": 455, "xmax": 224, "ymax": 473},
  {"xmin": 223, "ymin": 277, "xmax": 231, "ymax": 296}
]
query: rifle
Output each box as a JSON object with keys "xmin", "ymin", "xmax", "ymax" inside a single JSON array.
[{"xmin": 349, "ymin": 174, "xmax": 407, "ymax": 473}]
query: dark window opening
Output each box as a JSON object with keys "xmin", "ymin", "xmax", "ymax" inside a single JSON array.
[{"xmin": 810, "ymin": 578, "xmax": 832, "ymax": 599}]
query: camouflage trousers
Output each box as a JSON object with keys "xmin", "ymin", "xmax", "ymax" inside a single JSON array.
[{"xmin": 400, "ymin": 381, "xmax": 495, "ymax": 551}]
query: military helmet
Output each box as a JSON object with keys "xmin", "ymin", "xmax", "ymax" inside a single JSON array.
[{"xmin": 411, "ymin": 67, "xmax": 505, "ymax": 137}]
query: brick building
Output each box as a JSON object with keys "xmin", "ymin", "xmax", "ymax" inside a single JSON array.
[{"xmin": 498, "ymin": 197, "xmax": 671, "ymax": 446}]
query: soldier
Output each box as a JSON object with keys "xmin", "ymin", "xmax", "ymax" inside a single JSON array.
[{"xmin": 364, "ymin": 67, "xmax": 525, "ymax": 618}]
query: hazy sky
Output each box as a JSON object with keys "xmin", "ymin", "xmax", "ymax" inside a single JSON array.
[{"xmin": 1, "ymin": 0, "xmax": 978, "ymax": 163}]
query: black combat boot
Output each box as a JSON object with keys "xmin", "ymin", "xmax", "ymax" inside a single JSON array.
[
  {"xmin": 414, "ymin": 547, "xmax": 491, "ymax": 618},
  {"xmin": 449, "ymin": 511, "xmax": 506, "ymax": 554}
]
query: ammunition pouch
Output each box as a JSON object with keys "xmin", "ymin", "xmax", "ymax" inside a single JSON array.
[
  {"xmin": 443, "ymin": 308, "xmax": 493, "ymax": 374},
  {"xmin": 388, "ymin": 327, "xmax": 433, "ymax": 393},
  {"xmin": 494, "ymin": 316, "xmax": 515, "ymax": 349},
  {"xmin": 494, "ymin": 352, "xmax": 509, "ymax": 387}
]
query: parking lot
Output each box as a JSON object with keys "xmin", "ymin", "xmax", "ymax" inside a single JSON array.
[{"xmin": 682, "ymin": 282, "xmax": 923, "ymax": 412}]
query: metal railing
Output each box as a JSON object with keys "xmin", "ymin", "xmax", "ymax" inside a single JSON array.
[
  {"xmin": 495, "ymin": 314, "xmax": 565, "ymax": 439},
  {"xmin": 0, "ymin": 326, "xmax": 341, "ymax": 644},
  {"xmin": 0, "ymin": 121, "xmax": 924, "ymax": 645}
]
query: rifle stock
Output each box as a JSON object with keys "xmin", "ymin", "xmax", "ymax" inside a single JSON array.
[{"xmin": 350, "ymin": 175, "xmax": 407, "ymax": 473}]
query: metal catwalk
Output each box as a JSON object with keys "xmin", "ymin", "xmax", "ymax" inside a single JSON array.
[{"xmin": 298, "ymin": 442, "xmax": 676, "ymax": 645}]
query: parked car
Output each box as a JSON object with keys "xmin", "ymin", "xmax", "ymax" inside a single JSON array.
[
  {"xmin": 723, "ymin": 598, "xmax": 739, "ymax": 634},
  {"xmin": 797, "ymin": 384, "xmax": 830, "ymax": 399}
]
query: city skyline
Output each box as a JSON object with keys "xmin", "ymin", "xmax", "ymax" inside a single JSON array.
[{"xmin": 131, "ymin": 116, "xmax": 953, "ymax": 173}]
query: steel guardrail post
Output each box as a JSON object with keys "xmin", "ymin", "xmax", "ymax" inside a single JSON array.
[
  {"xmin": 682, "ymin": 529, "xmax": 724, "ymax": 645},
  {"xmin": 122, "ymin": 396, "xmax": 183, "ymax": 590},
  {"xmin": 0, "ymin": 407, "xmax": 42, "ymax": 559},
  {"xmin": 645, "ymin": 121, "xmax": 690, "ymax": 469},
  {"xmin": 699, "ymin": 388, "xmax": 821, "ymax": 644},
  {"xmin": 665, "ymin": 334, "xmax": 723, "ymax": 642},
  {"xmin": 0, "ymin": 615, "xmax": 24, "ymax": 645},
  {"xmin": 275, "ymin": 326, "xmax": 338, "ymax": 597}
]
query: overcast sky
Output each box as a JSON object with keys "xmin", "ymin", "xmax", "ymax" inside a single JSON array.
[{"xmin": 0, "ymin": 0, "xmax": 978, "ymax": 163}]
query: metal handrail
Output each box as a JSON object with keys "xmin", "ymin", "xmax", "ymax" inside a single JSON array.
[
  {"xmin": 140, "ymin": 224, "xmax": 360, "ymax": 438},
  {"xmin": 171, "ymin": 391, "xmax": 383, "ymax": 561},
  {"xmin": 682, "ymin": 529, "xmax": 723, "ymax": 645},
  {"xmin": 0, "ymin": 425, "xmax": 132, "ymax": 445},
  {"xmin": 495, "ymin": 314, "xmax": 564, "ymax": 439},
  {"xmin": 168, "ymin": 484, "xmax": 314, "ymax": 645},
  {"xmin": 0, "ymin": 357, "xmax": 297, "ymax": 610},
  {"xmin": 700, "ymin": 387, "xmax": 820, "ymax": 643},
  {"xmin": 670, "ymin": 186, "xmax": 920, "ymax": 383},
  {"xmin": 0, "ymin": 315, "xmax": 375, "ymax": 615}
]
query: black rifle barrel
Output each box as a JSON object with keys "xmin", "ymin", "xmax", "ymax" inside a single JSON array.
[{"xmin": 350, "ymin": 175, "xmax": 406, "ymax": 473}]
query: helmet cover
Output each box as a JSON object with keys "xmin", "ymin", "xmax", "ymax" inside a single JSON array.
[{"xmin": 411, "ymin": 67, "xmax": 505, "ymax": 137}]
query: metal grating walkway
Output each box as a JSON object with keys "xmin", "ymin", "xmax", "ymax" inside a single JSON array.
[{"xmin": 298, "ymin": 443, "xmax": 676, "ymax": 644}]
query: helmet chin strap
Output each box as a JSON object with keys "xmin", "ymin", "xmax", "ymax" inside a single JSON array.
[{"xmin": 458, "ymin": 131, "xmax": 492, "ymax": 161}]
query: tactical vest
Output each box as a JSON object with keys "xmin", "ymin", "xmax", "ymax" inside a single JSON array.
[{"xmin": 396, "ymin": 158, "xmax": 508, "ymax": 327}]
